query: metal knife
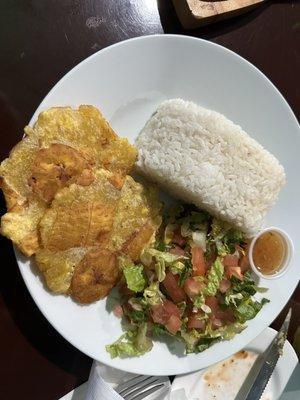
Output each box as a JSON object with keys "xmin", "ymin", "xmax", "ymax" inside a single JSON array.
[{"xmin": 236, "ymin": 308, "xmax": 292, "ymax": 400}]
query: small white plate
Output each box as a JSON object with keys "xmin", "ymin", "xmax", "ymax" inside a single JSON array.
[
  {"xmin": 59, "ymin": 328, "xmax": 298, "ymax": 400},
  {"xmin": 171, "ymin": 327, "xmax": 298, "ymax": 400},
  {"xmin": 18, "ymin": 34, "xmax": 300, "ymax": 375}
]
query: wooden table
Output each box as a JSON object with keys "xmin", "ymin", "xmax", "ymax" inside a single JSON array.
[{"xmin": 0, "ymin": 1, "xmax": 299, "ymax": 399}]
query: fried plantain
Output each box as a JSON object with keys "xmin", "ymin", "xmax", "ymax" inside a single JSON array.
[
  {"xmin": 28, "ymin": 143, "xmax": 94, "ymax": 203},
  {"xmin": 71, "ymin": 248, "xmax": 119, "ymax": 303},
  {"xmin": 36, "ymin": 247, "xmax": 87, "ymax": 293},
  {"xmin": 39, "ymin": 169, "xmax": 121, "ymax": 252},
  {"xmin": 0, "ymin": 106, "xmax": 137, "ymax": 256},
  {"xmin": 109, "ymin": 176, "xmax": 162, "ymax": 260}
]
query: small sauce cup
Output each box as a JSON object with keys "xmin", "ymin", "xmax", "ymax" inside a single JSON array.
[{"xmin": 249, "ymin": 227, "xmax": 294, "ymax": 280}]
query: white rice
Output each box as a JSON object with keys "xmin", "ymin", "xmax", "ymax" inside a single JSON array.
[{"xmin": 135, "ymin": 99, "xmax": 285, "ymax": 234}]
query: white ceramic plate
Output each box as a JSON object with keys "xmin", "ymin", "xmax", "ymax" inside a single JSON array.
[{"xmin": 17, "ymin": 35, "xmax": 300, "ymax": 375}]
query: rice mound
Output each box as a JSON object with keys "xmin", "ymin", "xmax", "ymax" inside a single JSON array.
[{"xmin": 135, "ymin": 99, "xmax": 285, "ymax": 234}]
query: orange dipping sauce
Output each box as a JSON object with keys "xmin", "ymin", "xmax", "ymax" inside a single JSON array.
[{"xmin": 253, "ymin": 231, "xmax": 286, "ymax": 275}]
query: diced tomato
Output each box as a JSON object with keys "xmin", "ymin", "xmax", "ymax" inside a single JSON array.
[
  {"xmin": 205, "ymin": 296, "xmax": 235, "ymax": 328},
  {"xmin": 223, "ymin": 254, "xmax": 239, "ymax": 268},
  {"xmin": 151, "ymin": 299, "xmax": 180, "ymax": 324},
  {"xmin": 166, "ymin": 315, "xmax": 182, "ymax": 334},
  {"xmin": 187, "ymin": 313, "xmax": 206, "ymax": 330},
  {"xmin": 183, "ymin": 277, "xmax": 204, "ymax": 297},
  {"xmin": 172, "ymin": 229, "xmax": 186, "ymax": 246},
  {"xmin": 191, "ymin": 246, "xmax": 207, "ymax": 276},
  {"xmin": 169, "ymin": 246, "xmax": 186, "ymax": 256},
  {"xmin": 225, "ymin": 266, "xmax": 243, "ymax": 280},
  {"xmin": 162, "ymin": 272, "xmax": 186, "ymax": 303},
  {"xmin": 205, "ymin": 296, "xmax": 219, "ymax": 314},
  {"xmin": 113, "ymin": 304, "xmax": 123, "ymax": 318},
  {"xmin": 219, "ymin": 278, "xmax": 231, "ymax": 294}
]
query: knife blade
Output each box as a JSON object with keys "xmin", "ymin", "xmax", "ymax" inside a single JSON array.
[{"xmin": 236, "ymin": 308, "xmax": 292, "ymax": 400}]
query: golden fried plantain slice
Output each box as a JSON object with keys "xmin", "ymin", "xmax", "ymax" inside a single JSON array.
[
  {"xmin": 25, "ymin": 105, "xmax": 137, "ymax": 176},
  {"xmin": 71, "ymin": 248, "xmax": 119, "ymax": 304},
  {"xmin": 36, "ymin": 247, "xmax": 87, "ymax": 293},
  {"xmin": 28, "ymin": 143, "xmax": 95, "ymax": 203},
  {"xmin": 110, "ymin": 176, "xmax": 162, "ymax": 260},
  {"xmin": 39, "ymin": 169, "xmax": 121, "ymax": 252}
]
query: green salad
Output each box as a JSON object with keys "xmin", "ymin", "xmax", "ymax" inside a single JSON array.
[{"xmin": 106, "ymin": 205, "xmax": 269, "ymax": 358}]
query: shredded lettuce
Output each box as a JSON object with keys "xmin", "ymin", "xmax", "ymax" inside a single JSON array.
[
  {"xmin": 230, "ymin": 271, "xmax": 268, "ymax": 296},
  {"xmin": 197, "ymin": 322, "xmax": 245, "ymax": 341},
  {"xmin": 142, "ymin": 248, "xmax": 187, "ymax": 283},
  {"xmin": 106, "ymin": 323, "xmax": 153, "ymax": 358},
  {"xmin": 152, "ymin": 323, "xmax": 168, "ymax": 336},
  {"xmin": 224, "ymin": 292, "xmax": 243, "ymax": 307},
  {"xmin": 143, "ymin": 282, "xmax": 164, "ymax": 306},
  {"xmin": 177, "ymin": 260, "xmax": 192, "ymax": 286},
  {"xmin": 128, "ymin": 310, "xmax": 148, "ymax": 323},
  {"xmin": 155, "ymin": 261, "xmax": 166, "ymax": 282},
  {"xmin": 210, "ymin": 219, "xmax": 245, "ymax": 255},
  {"xmin": 197, "ymin": 341, "xmax": 214, "ymax": 352},
  {"xmin": 180, "ymin": 328, "xmax": 202, "ymax": 353},
  {"xmin": 193, "ymin": 292, "xmax": 205, "ymax": 309},
  {"xmin": 203, "ymin": 257, "xmax": 224, "ymax": 297},
  {"xmin": 123, "ymin": 264, "xmax": 147, "ymax": 293},
  {"xmin": 180, "ymin": 322, "xmax": 245, "ymax": 353},
  {"xmin": 235, "ymin": 298, "xmax": 269, "ymax": 323}
]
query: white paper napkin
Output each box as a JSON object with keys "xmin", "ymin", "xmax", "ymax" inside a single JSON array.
[{"xmin": 83, "ymin": 361, "xmax": 171, "ymax": 400}]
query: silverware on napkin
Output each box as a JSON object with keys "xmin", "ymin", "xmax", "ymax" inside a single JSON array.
[
  {"xmin": 115, "ymin": 374, "xmax": 171, "ymax": 400},
  {"xmin": 236, "ymin": 308, "xmax": 292, "ymax": 400}
]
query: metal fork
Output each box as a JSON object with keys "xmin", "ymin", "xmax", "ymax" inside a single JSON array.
[{"xmin": 115, "ymin": 374, "xmax": 171, "ymax": 400}]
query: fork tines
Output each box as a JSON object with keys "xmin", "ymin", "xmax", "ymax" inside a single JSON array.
[{"xmin": 115, "ymin": 374, "xmax": 170, "ymax": 400}]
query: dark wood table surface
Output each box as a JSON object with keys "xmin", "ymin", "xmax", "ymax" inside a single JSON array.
[{"xmin": 0, "ymin": 1, "xmax": 299, "ymax": 399}]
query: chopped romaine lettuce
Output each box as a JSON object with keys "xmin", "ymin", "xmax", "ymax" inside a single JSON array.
[
  {"xmin": 128, "ymin": 310, "xmax": 148, "ymax": 323},
  {"xmin": 193, "ymin": 292, "xmax": 205, "ymax": 309},
  {"xmin": 224, "ymin": 292, "xmax": 243, "ymax": 307},
  {"xmin": 230, "ymin": 271, "xmax": 268, "ymax": 296},
  {"xmin": 142, "ymin": 248, "xmax": 187, "ymax": 283},
  {"xmin": 180, "ymin": 328, "xmax": 202, "ymax": 353},
  {"xmin": 123, "ymin": 264, "xmax": 147, "ymax": 293},
  {"xmin": 155, "ymin": 261, "xmax": 166, "ymax": 282},
  {"xmin": 147, "ymin": 248, "xmax": 184, "ymax": 263},
  {"xmin": 143, "ymin": 282, "xmax": 164, "ymax": 306},
  {"xmin": 210, "ymin": 219, "xmax": 245, "ymax": 255},
  {"xmin": 152, "ymin": 323, "xmax": 168, "ymax": 336},
  {"xmin": 155, "ymin": 241, "xmax": 167, "ymax": 252},
  {"xmin": 106, "ymin": 323, "xmax": 153, "ymax": 358},
  {"xmin": 197, "ymin": 341, "xmax": 214, "ymax": 352},
  {"xmin": 177, "ymin": 260, "xmax": 192, "ymax": 286},
  {"xmin": 180, "ymin": 322, "xmax": 245, "ymax": 353},
  {"xmin": 169, "ymin": 260, "xmax": 185, "ymax": 276},
  {"xmin": 235, "ymin": 298, "xmax": 269, "ymax": 323},
  {"xmin": 203, "ymin": 257, "xmax": 224, "ymax": 297}
]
